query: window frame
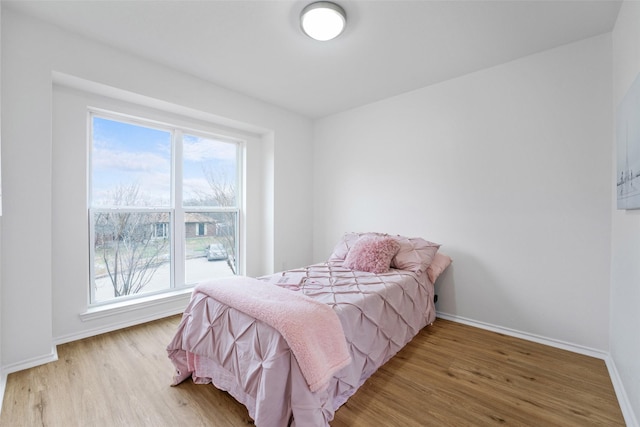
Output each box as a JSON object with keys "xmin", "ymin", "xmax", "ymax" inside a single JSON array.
[{"xmin": 88, "ymin": 109, "xmax": 244, "ymax": 307}]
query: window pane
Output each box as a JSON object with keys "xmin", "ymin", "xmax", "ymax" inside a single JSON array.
[
  {"xmin": 182, "ymin": 134, "xmax": 238, "ymax": 207},
  {"xmin": 184, "ymin": 211, "xmax": 237, "ymax": 285},
  {"xmin": 93, "ymin": 211, "xmax": 171, "ymax": 302},
  {"xmin": 91, "ymin": 116, "xmax": 171, "ymax": 207}
]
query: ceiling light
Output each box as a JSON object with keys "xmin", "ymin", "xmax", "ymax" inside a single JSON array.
[{"xmin": 301, "ymin": 2, "xmax": 346, "ymax": 41}]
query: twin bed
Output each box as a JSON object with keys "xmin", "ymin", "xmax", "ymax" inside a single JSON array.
[{"xmin": 167, "ymin": 232, "xmax": 451, "ymax": 426}]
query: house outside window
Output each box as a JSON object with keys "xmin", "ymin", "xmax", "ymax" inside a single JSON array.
[{"xmin": 89, "ymin": 112, "xmax": 242, "ymax": 305}]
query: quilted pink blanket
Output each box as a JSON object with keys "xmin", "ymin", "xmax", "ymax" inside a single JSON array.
[{"xmin": 194, "ymin": 276, "xmax": 351, "ymax": 392}]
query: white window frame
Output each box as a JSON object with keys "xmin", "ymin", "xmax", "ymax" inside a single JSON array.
[{"xmin": 88, "ymin": 109, "xmax": 244, "ymax": 307}]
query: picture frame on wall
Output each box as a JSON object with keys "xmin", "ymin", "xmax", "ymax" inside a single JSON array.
[{"xmin": 616, "ymin": 73, "xmax": 640, "ymax": 210}]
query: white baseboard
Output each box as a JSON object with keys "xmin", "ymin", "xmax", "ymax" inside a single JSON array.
[
  {"xmin": 605, "ymin": 355, "xmax": 639, "ymax": 427},
  {"xmin": 1, "ymin": 346, "xmax": 58, "ymax": 376},
  {"xmin": 437, "ymin": 312, "xmax": 638, "ymax": 427},
  {"xmin": 436, "ymin": 312, "xmax": 608, "ymax": 359},
  {"xmin": 0, "ymin": 371, "xmax": 6, "ymax": 416}
]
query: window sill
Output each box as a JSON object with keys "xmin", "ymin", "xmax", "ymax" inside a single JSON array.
[{"xmin": 80, "ymin": 288, "xmax": 193, "ymax": 322}]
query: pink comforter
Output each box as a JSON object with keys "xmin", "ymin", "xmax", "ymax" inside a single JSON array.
[
  {"xmin": 167, "ymin": 262, "xmax": 436, "ymax": 426},
  {"xmin": 194, "ymin": 277, "xmax": 351, "ymax": 392}
]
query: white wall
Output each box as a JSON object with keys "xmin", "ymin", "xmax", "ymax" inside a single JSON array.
[
  {"xmin": 1, "ymin": 9, "xmax": 313, "ymax": 368},
  {"xmin": 611, "ymin": 1, "xmax": 640, "ymax": 424},
  {"xmin": 1, "ymin": 8, "xmax": 55, "ymax": 370},
  {"xmin": 0, "ymin": 0, "xmax": 4, "ymax": 395},
  {"xmin": 313, "ymin": 34, "xmax": 612, "ymax": 351}
]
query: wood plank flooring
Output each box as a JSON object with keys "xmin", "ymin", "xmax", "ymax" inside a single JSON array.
[{"xmin": 0, "ymin": 316, "xmax": 625, "ymax": 426}]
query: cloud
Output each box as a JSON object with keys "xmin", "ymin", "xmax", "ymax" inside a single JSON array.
[
  {"xmin": 183, "ymin": 135, "xmax": 237, "ymax": 162},
  {"xmin": 91, "ymin": 133, "xmax": 237, "ymax": 207},
  {"xmin": 93, "ymin": 146, "xmax": 170, "ymax": 173}
]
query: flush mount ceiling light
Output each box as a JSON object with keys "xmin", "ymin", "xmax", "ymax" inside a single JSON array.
[{"xmin": 300, "ymin": 1, "xmax": 346, "ymax": 41}]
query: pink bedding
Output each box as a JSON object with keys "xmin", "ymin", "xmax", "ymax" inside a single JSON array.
[
  {"xmin": 167, "ymin": 262, "xmax": 437, "ymax": 426},
  {"xmin": 194, "ymin": 276, "xmax": 352, "ymax": 392}
]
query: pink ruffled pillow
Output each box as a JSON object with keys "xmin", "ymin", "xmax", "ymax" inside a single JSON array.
[{"xmin": 343, "ymin": 236, "xmax": 401, "ymax": 274}]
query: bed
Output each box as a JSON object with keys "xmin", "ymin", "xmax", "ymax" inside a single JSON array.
[{"xmin": 167, "ymin": 233, "xmax": 451, "ymax": 426}]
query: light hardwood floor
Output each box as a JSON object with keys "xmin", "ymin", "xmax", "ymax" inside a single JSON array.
[{"xmin": 1, "ymin": 316, "xmax": 625, "ymax": 426}]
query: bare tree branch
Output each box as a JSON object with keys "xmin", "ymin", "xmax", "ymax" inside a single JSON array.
[{"xmin": 95, "ymin": 184, "xmax": 168, "ymax": 298}]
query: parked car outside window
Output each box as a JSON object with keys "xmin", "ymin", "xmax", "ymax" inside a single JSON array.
[{"xmin": 206, "ymin": 243, "xmax": 228, "ymax": 261}]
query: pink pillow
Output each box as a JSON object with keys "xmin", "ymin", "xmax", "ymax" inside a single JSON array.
[
  {"xmin": 390, "ymin": 236, "xmax": 440, "ymax": 274},
  {"xmin": 427, "ymin": 253, "xmax": 452, "ymax": 283},
  {"xmin": 343, "ymin": 236, "xmax": 400, "ymax": 274}
]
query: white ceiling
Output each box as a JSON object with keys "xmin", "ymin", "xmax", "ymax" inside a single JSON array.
[{"xmin": 4, "ymin": 0, "xmax": 622, "ymax": 118}]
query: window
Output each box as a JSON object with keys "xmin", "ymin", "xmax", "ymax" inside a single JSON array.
[
  {"xmin": 155, "ymin": 223, "xmax": 169, "ymax": 239},
  {"xmin": 89, "ymin": 112, "xmax": 242, "ymax": 304}
]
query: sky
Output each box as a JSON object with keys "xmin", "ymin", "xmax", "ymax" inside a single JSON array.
[{"xmin": 91, "ymin": 115, "xmax": 238, "ymax": 207}]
